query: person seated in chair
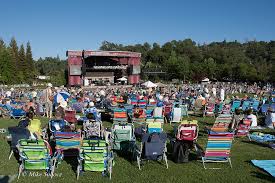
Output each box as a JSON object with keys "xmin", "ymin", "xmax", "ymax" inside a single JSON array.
[
  {"xmin": 265, "ymin": 108, "xmax": 275, "ymax": 129},
  {"xmin": 245, "ymin": 109, "xmax": 257, "ymax": 128},
  {"xmin": 27, "ymin": 112, "xmax": 42, "ymax": 139}
]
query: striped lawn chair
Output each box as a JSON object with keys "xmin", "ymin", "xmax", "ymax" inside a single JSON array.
[
  {"xmin": 77, "ymin": 139, "xmax": 113, "ymax": 180},
  {"xmin": 211, "ymin": 114, "xmax": 232, "ymax": 132},
  {"xmin": 17, "ymin": 139, "xmax": 52, "ymax": 179},
  {"xmin": 146, "ymin": 121, "xmax": 163, "ymax": 134},
  {"xmin": 138, "ymin": 99, "xmax": 147, "ymax": 108},
  {"xmin": 113, "ymin": 108, "xmax": 128, "ymax": 123},
  {"xmin": 146, "ymin": 104, "xmax": 156, "ymax": 119},
  {"xmin": 202, "ymin": 132, "xmax": 234, "ymax": 169},
  {"xmin": 51, "ymin": 132, "xmax": 82, "ymax": 177}
]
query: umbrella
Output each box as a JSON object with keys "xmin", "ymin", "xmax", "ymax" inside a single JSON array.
[
  {"xmin": 141, "ymin": 81, "xmax": 157, "ymax": 88},
  {"xmin": 54, "ymin": 91, "xmax": 70, "ymax": 104}
]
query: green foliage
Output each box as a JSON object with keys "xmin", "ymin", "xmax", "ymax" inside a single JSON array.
[
  {"xmin": 35, "ymin": 56, "xmax": 66, "ymax": 86},
  {"xmin": 101, "ymin": 39, "xmax": 275, "ymax": 82}
]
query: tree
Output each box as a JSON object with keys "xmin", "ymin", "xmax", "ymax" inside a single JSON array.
[
  {"xmin": 26, "ymin": 41, "xmax": 35, "ymax": 83},
  {"xmin": 9, "ymin": 37, "xmax": 19, "ymax": 83},
  {"xmin": 18, "ymin": 44, "xmax": 26, "ymax": 83}
]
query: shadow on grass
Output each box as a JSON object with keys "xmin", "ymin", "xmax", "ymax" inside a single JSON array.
[
  {"xmin": 241, "ymin": 140, "xmax": 271, "ymax": 148},
  {"xmin": 250, "ymin": 170, "xmax": 275, "ymax": 182}
]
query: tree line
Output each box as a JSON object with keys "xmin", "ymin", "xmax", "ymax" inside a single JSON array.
[
  {"xmin": 100, "ymin": 40, "xmax": 275, "ymax": 83},
  {"xmin": 0, "ymin": 37, "xmax": 35, "ymax": 84},
  {"xmin": 1, "ymin": 37, "xmax": 275, "ymax": 86}
]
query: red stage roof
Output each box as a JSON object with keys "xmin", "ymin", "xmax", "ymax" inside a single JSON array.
[{"xmin": 67, "ymin": 50, "xmax": 141, "ymax": 58}]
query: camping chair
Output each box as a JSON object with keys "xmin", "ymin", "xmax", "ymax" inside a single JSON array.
[
  {"xmin": 111, "ymin": 123, "xmax": 136, "ymax": 154},
  {"xmin": 146, "ymin": 104, "xmax": 156, "ymax": 119},
  {"xmin": 7, "ymin": 127, "xmax": 31, "ymax": 160},
  {"xmin": 83, "ymin": 120, "xmax": 103, "ymax": 139},
  {"xmin": 251, "ymin": 100, "xmax": 260, "ymax": 114},
  {"xmin": 231, "ymin": 100, "xmax": 241, "ymax": 113},
  {"xmin": 180, "ymin": 104, "xmax": 188, "ymax": 117},
  {"xmin": 17, "ymin": 139, "xmax": 52, "ymax": 179},
  {"xmin": 211, "ymin": 114, "xmax": 232, "ymax": 132},
  {"xmin": 136, "ymin": 132, "xmax": 168, "ymax": 170},
  {"xmin": 77, "ymin": 139, "xmax": 113, "ymax": 180},
  {"xmin": 51, "ymin": 132, "xmax": 82, "ymax": 177},
  {"xmin": 138, "ymin": 99, "xmax": 147, "ymax": 108},
  {"xmin": 170, "ymin": 107, "xmax": 182, "ymax": 125},
  {"xmin": 242, "ymin": 101, "xmax": 250, "ymax": 111},
  {"xmin": 113, "ymin": 108, "xmax": 128, "ymax": 123},
  {"xmin": 64, "ymin": 110, "xmax": 77, "ymax": 123},
  {"xmin": 202, "ymin": 131, "xmax": 234, "ymax": 169},
  {"xmin": 260, "ymin": 104, "xmax": 269, "ymax": 115},
  {"xmin": 153, "ymin": 107, "xmax": 164, "ymax": 123},
  {"xmin": 10, "ymin": 108, "xmax": 26, "ymax": 119},
  {"xmin": 146, "ymin": 121, "xmax": 163, "ymax": 134}
]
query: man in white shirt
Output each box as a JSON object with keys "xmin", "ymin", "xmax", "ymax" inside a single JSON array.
[
  {"xmin": 246, "ymin": 109, "xmax": 257, "ymax": 127},
  {"xmin": 45, "ymin": 83, "xmax": 53, "ymax": 118},
  {"xmin": 220, "ymin": 87, "xmax": 225, "ymax": 101}
]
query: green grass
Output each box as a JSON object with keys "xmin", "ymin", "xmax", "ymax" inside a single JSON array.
[{"xmin": 0, "ymin": 116, "xmax": 275, "ymax": 183}]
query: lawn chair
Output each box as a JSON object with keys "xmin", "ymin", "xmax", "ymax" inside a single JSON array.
[
  {"xmin": 153, "ymin": 107, "xmax": 164, "ymax": 123},
  {"xmin": 64, "ymin": 110, "xmax": 77, "ymax": 123},
  {"xmin": 136, "ymin": 132, "xmax": 168, "ymax": 170},
  {"xmin": 180, "ymin": 104, "xmax": 189, "ymax": 117},
  {"xmin": 138, "ymin": 99, "xmax": 147, "ymax": 108},
  {"xmin": 242, "ymin": 100, "xmax": 250, "ymax": 111},
  {"xmin": 113, "ymin": 108, "xmax": 128, "ymax": 123},
  {"xmin": 146, "ymin": 121, "xmax": 163, "ymax": 134},
  {"xmin": 77, "ymin": 139, "xmax": 113, "ymax": 180},
  {"xmin": 202, "ymin": 131, "xmax": 234, "ymax": 169},
  {"xmin": 83, "ymin": 120, "xmax": 103, "ymax": 139},
  {"xmin": 17, "ymin": 139, "xmax": 52, "ymax": 179},
  {"xmin": 10, "ymin": 108, "xmax": 26, "ymax": 119},
  {"xmin": 260, "ymin": 104, "xmax": 269, "ymax": 115},
  {"xmin": 51, "ymin": 132, "xmax": 82, "ymax": 177},
  {"xmin": 170, "ymin": 107, "xmax": 182, "ymax": 125},
  {"xmin": 211, "ymin": 114, "xmax": 232, "ymax": 132},
  {"xmin": 231, "ymin": 100, "xmax": 241, "ymax": 113},
  {"xmin": 7, "ymin": 127, "xmax": 31, "ymax": 160},
  {"xmin": 111, "ymin": 123, "xmax": 136, "ymax": 154},
  {"xmin": 251, "ymin": 100, "xmax": 260, "ymax": 114}
]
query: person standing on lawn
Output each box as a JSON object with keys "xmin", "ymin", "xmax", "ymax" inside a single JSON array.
[{"xmin": 45, "ymin": 83, "xmax": 53, "ymax": 118}]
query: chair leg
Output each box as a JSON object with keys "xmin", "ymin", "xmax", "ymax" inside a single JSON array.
[
  {"xmin": 51, "ymin": 159, "xmax": 56, "ymax": 178},
  {"xmin": 18, "ymin": 164, "xmax": 23, "ymax": 179},
  {"xmin": 164, "ymin": 153, "xmax": 168, "ymax": 169},
  {"xmin": 137, "ymin": 156, "xmax": 141, "ymax": 170},
  {"xmin": 9, "ymin": 150, "xmax": 13, "ymax": 160},
  {"xmin": 202, "ymin": 158, "xmax": 206, "ymax": 169},
  {"xmin": 228, "ymin": 158, "xmax": 233, "ymax": 168}
]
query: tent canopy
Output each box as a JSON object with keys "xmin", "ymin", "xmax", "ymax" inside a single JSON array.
[
  {"xmin": 141, "ymin": 81, "xmax": 157, "ymax": 88},
  {"xmin": 201, "ymin": 78, "xmax": 210, "ymax": 82},
  {"xmin": 117, "ymin": 76, "xmax": 127, "ymax": 81}
]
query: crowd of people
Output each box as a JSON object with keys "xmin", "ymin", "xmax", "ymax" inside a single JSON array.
[{"xmin": 0, "ymin": 82, "xmax": 275, "ymax": 140}]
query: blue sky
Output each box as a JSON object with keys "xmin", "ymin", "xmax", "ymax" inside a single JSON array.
[{"xmin": 0, "ymin": 0, "xmax": 275, "ymax": 59}]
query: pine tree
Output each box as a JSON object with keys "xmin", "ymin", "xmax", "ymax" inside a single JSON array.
[
  {"xmin": 18, "ymin": 44, "xmax": 26, "ymax": 83},
  {"xmin": 9, "ymin": 37, "xmax": 19, "ymax": 83},
  {"xmin": 0, "ymin": 47, "xmax": 13, "ymax": 84},
  {"xmin": 26, "ymin": 41, "xmax": 34, "ymax": 84}
]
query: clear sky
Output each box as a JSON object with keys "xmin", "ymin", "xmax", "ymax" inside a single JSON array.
[{"xmin": 0, "ymin": 0, "xmax": 275, "ymax": 59}]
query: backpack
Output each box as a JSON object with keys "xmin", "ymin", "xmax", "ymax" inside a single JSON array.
[{"xmin": 172, "ymin": 140, "xmax": 191, "ymax": 163}]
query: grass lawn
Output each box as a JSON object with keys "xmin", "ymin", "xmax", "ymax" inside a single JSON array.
[{"xmin": 0, "ymin": 116, "xmax": 274, "ymax": 183}]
